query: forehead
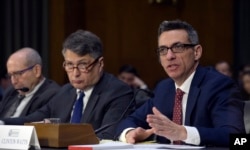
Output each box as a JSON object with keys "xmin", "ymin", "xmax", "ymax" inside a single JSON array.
[
  {"xmin": 64, "ymin": 50, "xmax": 93, "ymax": 62},
  {"xmin": 7, "ymin": 55, "xmax": 27, "ymax": 71},
  {"xmin": 158, "ymin": 29, "xmax": 189, "ymax": 46}
]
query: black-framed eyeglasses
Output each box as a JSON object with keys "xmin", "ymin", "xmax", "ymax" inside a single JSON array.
[
  {"xmin": 7, "ymin": 64, "xmax": 36, "ymax": 79},
  {"xmin": 63, "ymin": 56, "xmax": 101, "ymax": 73},
  {"xmin": 157, "ymin": 43, "xmax": 197, "ymax": 55}
]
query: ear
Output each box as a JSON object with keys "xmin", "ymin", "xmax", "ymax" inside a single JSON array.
[
  {"xmin": 194, "ymin": 45, "xmax": 202, "ymax": 61},
  {"xmin": 33, "ymin": 64, "xmax": 42, "ymax": 77},
  {"xmin": 98, "ymin": 57, "xmax": 104, "ymax": 72}
]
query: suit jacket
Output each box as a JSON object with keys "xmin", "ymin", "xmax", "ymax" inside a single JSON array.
[
  {"xmin": 0, "ymin": 79, "xmax": 60, "ymax": 118},
  {"xmin": 3, "ymin": 72, "xmax": 134, "ymax": 139},
  {"xmin": 116, "ymin": 66, "xmax": 245, "ymax": 147}
]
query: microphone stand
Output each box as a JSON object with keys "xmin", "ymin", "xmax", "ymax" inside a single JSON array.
[{"xmin": 94, "ymin": 89, "xmax": 154, "ymax": 140}]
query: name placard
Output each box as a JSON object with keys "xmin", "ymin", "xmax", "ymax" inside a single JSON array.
[{"xmin": 0, "ymin": 125, "xmax": 40, "ymax": 150}]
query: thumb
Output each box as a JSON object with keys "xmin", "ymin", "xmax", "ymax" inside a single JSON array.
[{"xmin": 152, "ymin": 107, "xmax": 162, "ymax": 115}]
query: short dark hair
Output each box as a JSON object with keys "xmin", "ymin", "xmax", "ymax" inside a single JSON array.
[
  {"xmin": 158, "ymin": 20, "xmax": 199, "ymax": 44},
  {"xmin": 62, "ymin": 30, "xmax": 103, "ymax": 59}
]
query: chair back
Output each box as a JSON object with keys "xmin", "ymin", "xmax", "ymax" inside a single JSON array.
[{"xmin": 244, "ymin": 101, "xmax": 250, "ymax": 134}]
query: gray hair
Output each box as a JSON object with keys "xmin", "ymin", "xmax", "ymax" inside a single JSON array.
[
  {"xmin": 17, "ymin": 47, "xmax": 42, "ymax": 67},
  {"xmin": 62, "ymin": 30, "xmax": 103, "ymax": 59},
  {"xmin": 158, "ymin": 20, "xmax": 199, "ymax": 44}
]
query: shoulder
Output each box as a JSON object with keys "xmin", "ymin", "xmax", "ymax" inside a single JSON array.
[
  {"xmin": 93, "ymin": 72, "xmax": 133, "ymax": 96},
  {"xmin": 44, "ymin": 79, "xmax": 60, "ymax": 87},
  {"xmin": 1, "ymin": 86, "xmax": 16, "ymax": 98},
  {"xmin": 194, "ymin": 66, "xmax": 235, "ymax": 85},
  {"xmin": 192, "ymin": 66, "xmax": 239, "ymax": 98},
  {"xmin": 97, "ymin": 72, "xmax": 131, "ymax": 89},
  {"xmin": 0, "ymin": 86, "xmax": 17, "ymax": 103},
  {"xmin": 155, "ymin": 78, "xmax": 174, "ymax": 89}
]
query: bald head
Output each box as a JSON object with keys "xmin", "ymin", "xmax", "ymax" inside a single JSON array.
[{"xmin": 8, "ymin": 47, "xmax": 42, "ymax": 67}]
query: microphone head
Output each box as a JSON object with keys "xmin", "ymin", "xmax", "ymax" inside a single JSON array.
[
  {"xmin": 137, "ymin": 89, "xmax": 155, "ymax": 98},
  {"xmin": 16, "ymin": 87, "xmax": 29, "ymax": 92}
]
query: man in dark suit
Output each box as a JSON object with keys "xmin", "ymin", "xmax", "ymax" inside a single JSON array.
[
  {"xmin": 116, "ymin": 20, "xmax": 245, "ymax": 147},
  {"xmin": 0, "ymin": 48, "xmax": 60, "ymax": 118},
  {"xmin": 2, "ymin": 30, "xmax": 134, "ymax": 140}
]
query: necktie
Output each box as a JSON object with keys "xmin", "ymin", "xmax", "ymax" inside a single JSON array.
[
  {"xmin": 71, "ymin": 91, "xmax": 85, "ymax": 123},
  {"xmin": 172, "ymin": 88, "xmax": 184, "ymax": 144},
  {"xmin": 4, "ymin": 94, "xmax": 25, "ymax": 117}
]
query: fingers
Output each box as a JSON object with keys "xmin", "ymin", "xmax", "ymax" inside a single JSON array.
[
  {"xmin": 125, "ymin": 127, "xmax": 154, "ymax": 144},
  {"xmin": 146, "ymin": 107, "xmax": 187, "ymax": 141}
]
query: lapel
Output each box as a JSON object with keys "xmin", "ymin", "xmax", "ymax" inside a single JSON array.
[
  {"xmin": 81, "ymin": 73, "xmax": 106, "ymax": 122},
  {"xmin": 65, "ymin": 86, "xmax": 78, "ymax": 121},
  {"xmin": 0, "ymin": 88, "xmax": 18, "ymax": 115},
  {"xmin": 19, "ymin": 79, "xmax": 49, "ymax": 116},
  {"xmin": 82, "ymin": 94, "xmax": 99, "ymax": 122},
  {"xmin": 164, "ymin": 81, "xmax": 176, "ymax": 117},
  {"xmin": 185, "ymin": 66, "xmax": 207, "ymax": 125}
]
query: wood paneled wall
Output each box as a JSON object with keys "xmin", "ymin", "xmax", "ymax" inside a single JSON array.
[{"xmin": 49, "ymin": 0, "xmax": 233, "ymax": 88}]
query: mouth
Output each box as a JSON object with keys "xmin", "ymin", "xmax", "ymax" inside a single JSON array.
[
  {"xmin": 167, "ymin": 64, "xmax": 179, "ymax": 71},
  {"xmin": 72, "ymin": 80, "xmax": 83, "ymax": 84}
]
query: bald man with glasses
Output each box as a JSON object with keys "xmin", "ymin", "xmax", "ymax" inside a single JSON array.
[
  {"xmin": 2, "ymin": 30, "xmax": 134, "ymax": 140},
  {"xmin": 0, "ymin": 48, "xmax": 60, "ymax": 118}
]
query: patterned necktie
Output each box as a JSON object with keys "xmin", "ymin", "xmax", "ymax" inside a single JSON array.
[
  {"xmin": 71, "ymin": 91, "xmax": 85, "ymax": 123},
  {"xmin": 172, "ymin": 88, "xmax": 184, "ymax": 144}
]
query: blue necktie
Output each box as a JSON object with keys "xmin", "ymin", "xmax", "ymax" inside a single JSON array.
[{"xmin": 71, "ymin": 91, "xmax": 85, "ymax": 123}]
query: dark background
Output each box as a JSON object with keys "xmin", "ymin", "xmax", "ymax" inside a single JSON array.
[{"xmin": 1, "ymin": 0, "xmax": 250, "ymax": 89}]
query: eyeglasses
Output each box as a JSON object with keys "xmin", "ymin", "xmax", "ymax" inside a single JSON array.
[
  {"xmin": 7, "ymin": 64, "xmax": 36, "ymax": 79},
  {"xmin": 63, "ymin": 56, "xmax": 101, "ymax": 73},
  {"xmin": 157, "ymin": 43, "xmax": 197, "ymax": 56}
]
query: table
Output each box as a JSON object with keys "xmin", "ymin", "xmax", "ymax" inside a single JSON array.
[{"xmin": 41, "ymin": 146, "xmax": 229, "ymax": 150}]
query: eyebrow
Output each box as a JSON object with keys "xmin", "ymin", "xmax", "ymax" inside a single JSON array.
[
  {"xmin": 159, "ymin": 42, "xmax": 187, "ymax": 48},
  {"xmin": 64, "ymin": 59, "xmax": 90, "ymax": 63}
]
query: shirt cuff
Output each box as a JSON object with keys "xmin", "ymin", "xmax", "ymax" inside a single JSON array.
[
  {"xmin": 183, "ymin": 126, "xmax": 200, "ymax": 145},
  {"xmin": 119, "ymin": 127, "xmax": 135, "ymax": 142}
]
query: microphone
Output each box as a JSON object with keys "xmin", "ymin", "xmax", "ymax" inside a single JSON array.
[
  {"xmin": 16, "ymin": 87, "xmax": 29, "ymax": 92},
  {"xmin": 94, "ymin": 89, "xmax": 155, "ymax": 139}
]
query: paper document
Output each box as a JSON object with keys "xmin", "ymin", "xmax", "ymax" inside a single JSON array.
[
  {"xmin": 68, "ymin": 141, "xmax": 133, "ymax": 150},
  {"xmin": 69, "ymin": 141, "xmax": 205, "ymax": 150},
  {"xmin": 134, "ymin": 143, "xmax": 205, "ymax": 149}
]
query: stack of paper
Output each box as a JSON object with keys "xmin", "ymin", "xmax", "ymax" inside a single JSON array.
[
  {"xmin": 69, "ymin": 141, "xmax": 205, "ymax": 150},
  {"xmin": 68, "ymin": 141, "xmax": 133, "ymax": 150}
]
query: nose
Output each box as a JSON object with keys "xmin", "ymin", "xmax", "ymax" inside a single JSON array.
[
  {"xmin": 72, "ymin": 67, "xmax": 81, "ymax": 76},
  {"xmin": 10, "ymin": 77, "xmax": 18, "ymax": 86},
  {"xmin": 165, "ymin": 50, "xmax": 176, "ymax": 60}
]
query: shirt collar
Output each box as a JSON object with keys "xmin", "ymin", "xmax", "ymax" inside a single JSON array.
[
  {"xmin": 76, "ymin": 86, "xmax": 94, "ymax": 95},
  {"xmin": 25, "ymin": 77, "xmax": 46, "ymax": 97},
  {"xmin": 175, "ymin": 71, "xmax": 195, "ymax": 94}
]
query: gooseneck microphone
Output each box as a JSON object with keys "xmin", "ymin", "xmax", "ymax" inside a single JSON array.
[
  {"xmin": 94, "ymin": 89, "xmax": 155, "ymax": 139},
  {"xmin": 16, "ymin": 87, "xmax": 29, "ymax": 92}
]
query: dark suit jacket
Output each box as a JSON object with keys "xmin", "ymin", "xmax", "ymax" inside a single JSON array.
[
  {"xmin": 0, "ymin": 79, "xmax": 60, "ymax": 118},
  {"xmin": 116, "ymin": 66, "xmax": 245, "ymax": 147},
  {"xmin": 3, "ymin": 72, "xmax": 134, "ymax": 139}
]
